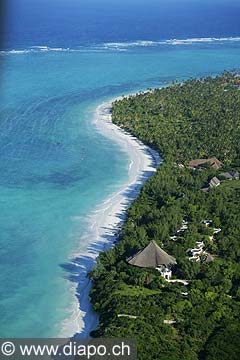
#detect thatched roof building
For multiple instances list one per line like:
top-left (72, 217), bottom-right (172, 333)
top-left (189, 157), bottom-right (222, 170)
top-left (127, 240), bottom-right (177, 268)
top-left (220, 171), bottom-right (239, 180)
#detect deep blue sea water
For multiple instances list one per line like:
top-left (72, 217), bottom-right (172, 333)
top-left (0, 0), bottom-right (240, 337)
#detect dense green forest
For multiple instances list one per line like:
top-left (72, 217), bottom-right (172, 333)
top-left (89, 72), bottom-right (240, 360)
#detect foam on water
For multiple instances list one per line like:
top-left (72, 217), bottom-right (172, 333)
top-left (1, 37), bottom-right (240, 338)
top-left (1, 36), bottom-right (240, 56)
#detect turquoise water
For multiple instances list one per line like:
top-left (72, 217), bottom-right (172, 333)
top-left (0, 43), bottom-right (240, 337)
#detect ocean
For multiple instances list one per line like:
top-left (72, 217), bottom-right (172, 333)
top-left (0, 0), bottom-right (240, 337)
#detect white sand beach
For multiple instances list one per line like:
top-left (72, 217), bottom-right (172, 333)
top-left (60, 98), bottom-right (161, 338)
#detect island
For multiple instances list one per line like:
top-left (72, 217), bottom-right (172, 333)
top-left (89, 71), bottom-right (240, 360)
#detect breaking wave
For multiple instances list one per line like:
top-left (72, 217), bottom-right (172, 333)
top-left (102, 37), bottom-right (240, 49)
top-left (1, 36), bottom-right (240, 55)
top-left (0, 46), bottom-right (74, 55)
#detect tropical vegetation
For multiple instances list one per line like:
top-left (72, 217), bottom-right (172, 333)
top-left (89, 72), bottom-right (240, 360)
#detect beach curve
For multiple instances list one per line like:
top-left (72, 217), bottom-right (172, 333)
top-left (60, 97), bottom-right (162, 338)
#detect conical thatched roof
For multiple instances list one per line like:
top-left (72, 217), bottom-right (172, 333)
top-left (127, 240), bottom-right (177, 268)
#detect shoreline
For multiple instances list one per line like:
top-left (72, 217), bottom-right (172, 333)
top-left (61, 97), bottom-right (161, 338)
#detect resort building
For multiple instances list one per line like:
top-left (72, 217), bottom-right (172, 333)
top-left (188, 157), bottom-right (223, 170)
top-left (127, 240), bottom-right (177, 280)
top-left (201, 176), bottom-right (221, 192)
top-left (209, 176), bottom-right (221, 188)
top-left (220, 171), bottom-right (239, 180)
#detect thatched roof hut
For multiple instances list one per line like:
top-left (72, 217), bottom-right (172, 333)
top-left (127, 240), bottom-right (177, 268)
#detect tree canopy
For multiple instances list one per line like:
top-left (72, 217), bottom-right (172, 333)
top-left (89, 72), bottom-right (240, 360)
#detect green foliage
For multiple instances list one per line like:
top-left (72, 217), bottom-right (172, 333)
top-left (90, 73), bottom-right (240, 359)
top-left (112, 73), bottom-right (240, 164)
top-left (203, 323), bottom-right (240, 360)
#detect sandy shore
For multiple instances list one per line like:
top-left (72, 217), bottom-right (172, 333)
top-left (61, 98), bottom-right (161, 338)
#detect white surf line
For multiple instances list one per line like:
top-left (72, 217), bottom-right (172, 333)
top-left (60, 95), bottom-right (162, 338)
